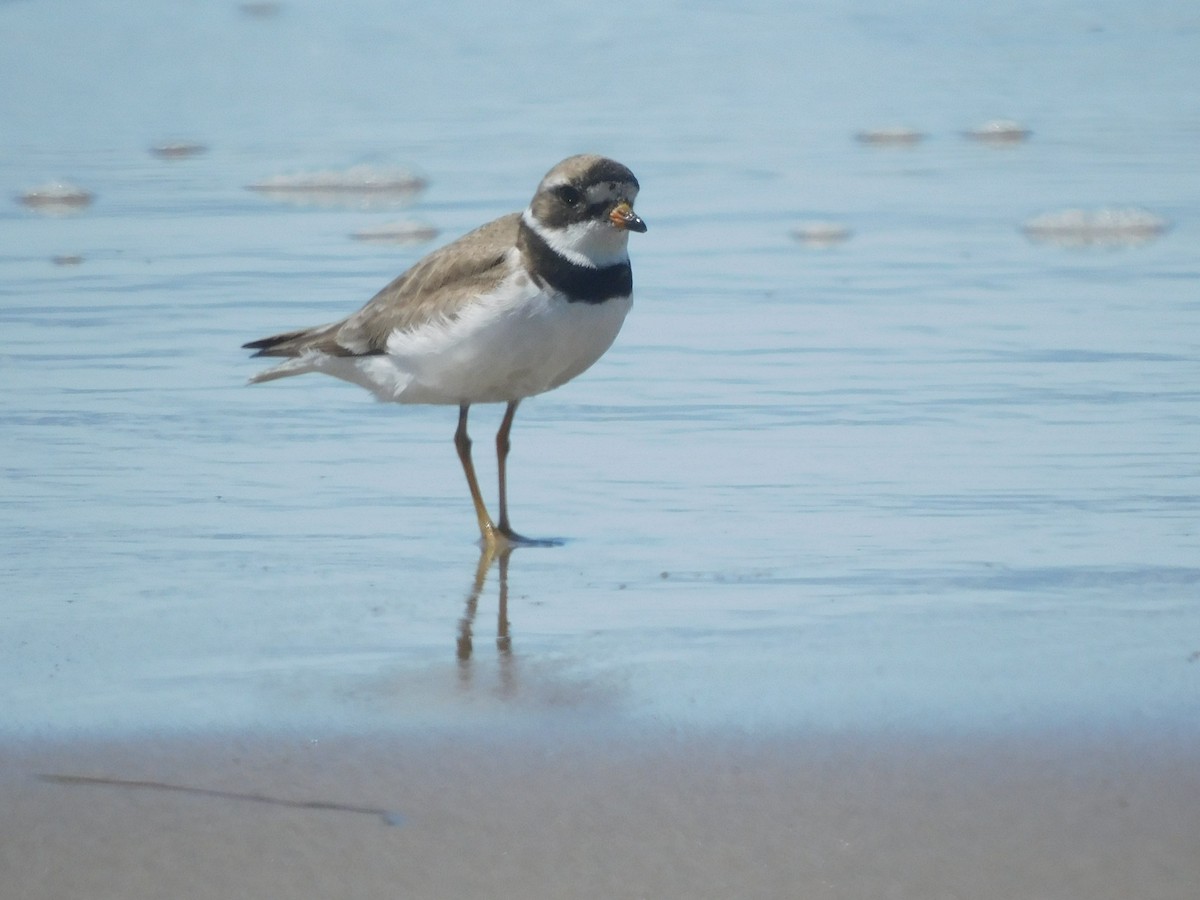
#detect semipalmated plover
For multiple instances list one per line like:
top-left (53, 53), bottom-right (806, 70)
top-left (244, 154), bottom-right (646, 548)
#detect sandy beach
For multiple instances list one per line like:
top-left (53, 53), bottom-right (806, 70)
top-left (3, 725), bottom-right (1197, 899)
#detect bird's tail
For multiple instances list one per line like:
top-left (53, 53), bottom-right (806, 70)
top-left (242, 323), bottom-right (340, 357)
top-left (248, 356), bottom-right (330, 384)
top-left (243, 323), bottom-right (345, 384)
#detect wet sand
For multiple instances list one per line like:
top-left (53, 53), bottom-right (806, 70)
top-left (3, 726), bottom-right (1197, 899)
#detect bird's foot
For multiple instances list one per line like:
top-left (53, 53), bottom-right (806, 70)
top-left (480, 523), bottom-right (563, 550)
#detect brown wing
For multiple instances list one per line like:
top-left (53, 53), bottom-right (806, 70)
top-left (243, 212), bottom-right (521, 358)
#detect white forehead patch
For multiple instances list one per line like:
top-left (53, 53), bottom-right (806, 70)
top-left (585, 180), bottom-right (638, 204)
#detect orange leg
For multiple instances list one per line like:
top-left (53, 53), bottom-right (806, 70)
top-left (495, 400), bottom-right (521, 539)
top-left (454, 405), bottom-right (498, 545)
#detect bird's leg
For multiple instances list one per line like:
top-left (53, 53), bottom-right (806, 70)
top-left (455, 405), bottom-right (499, 545)
top-left (495, 399), bottom-right (521, 539)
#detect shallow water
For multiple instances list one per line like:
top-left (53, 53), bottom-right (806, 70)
top-left (2, 0), bottom-right (1198, 739)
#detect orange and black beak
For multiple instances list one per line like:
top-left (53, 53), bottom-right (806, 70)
top-left (609, 200), bottom-right (647, 233)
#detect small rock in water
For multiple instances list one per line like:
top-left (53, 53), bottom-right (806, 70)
top-left (52, 255), bottom-right (85, 267)
top-left (791, 221), bottom-right (852, 247)
top-left (151, 141), bottom-right (208, 160)
top-left (351, 220), bottom-right (439, 245)
top-left (964, 119), bottom-right (1031, 144)
top-left (855, 126), bottom-right (925, 146)
top-left (239, 2), bottom-right (282, 17)
top-left (1021, 207), bottom-right (1168, 248)
top-left (18, 181), bottom-right (94, 215)
top-left (247, 165), bottom-right (427, 209)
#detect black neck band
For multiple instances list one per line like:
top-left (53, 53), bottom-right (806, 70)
top-left (518, 219), bottom-right (632, 304)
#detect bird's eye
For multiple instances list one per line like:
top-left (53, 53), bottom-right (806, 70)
top-left (555, 185), bottom-right (583, 207)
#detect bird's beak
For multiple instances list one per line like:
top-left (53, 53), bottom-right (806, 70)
top-left (610, 200), bottom-right (647, 233)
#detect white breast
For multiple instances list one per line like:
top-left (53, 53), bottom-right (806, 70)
top-left (327, 262), bottom-right (632, 405)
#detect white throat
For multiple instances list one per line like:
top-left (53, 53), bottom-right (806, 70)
top-left (522, 208), bottom-right (631, 269)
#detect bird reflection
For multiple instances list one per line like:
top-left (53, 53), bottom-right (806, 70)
top-left (456, 543), bottom-right (516, 695)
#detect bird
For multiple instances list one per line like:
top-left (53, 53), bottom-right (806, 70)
top-left (243, 154), bottom-right (646, 549)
